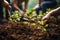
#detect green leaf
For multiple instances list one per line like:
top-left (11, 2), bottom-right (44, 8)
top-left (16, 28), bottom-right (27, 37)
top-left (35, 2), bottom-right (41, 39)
top-left (45, 24), bottom-right (48, 27)
top-left (30, 23), bottom-right (36, 26)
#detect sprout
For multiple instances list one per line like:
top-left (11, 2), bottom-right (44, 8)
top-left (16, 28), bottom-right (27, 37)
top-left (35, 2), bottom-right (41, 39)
top-left (30, 23), bottom-right (36, 26)
top-left (41, 27), bottom-right (46, 32)
top-left (23, 21), bottom-right (29, 24)
top-left (45, 24), bottom-right (48, 27)
top-left (38, 21), bottom-right (45, 25)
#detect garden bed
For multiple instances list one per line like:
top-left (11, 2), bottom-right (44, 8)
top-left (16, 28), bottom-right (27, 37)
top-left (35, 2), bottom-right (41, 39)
top-left (0, 16), bottom-right (60, 40)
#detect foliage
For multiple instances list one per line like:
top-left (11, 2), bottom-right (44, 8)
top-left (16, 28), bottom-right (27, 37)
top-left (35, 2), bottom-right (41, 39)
top-left (8, 8), bottom-right (52, 32)
top-left (9, 11), bottom-right (21, 22)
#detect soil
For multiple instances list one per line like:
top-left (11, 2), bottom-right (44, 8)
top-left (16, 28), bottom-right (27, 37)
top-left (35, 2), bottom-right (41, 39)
top-left (0, 16), bottom-right (60, 40)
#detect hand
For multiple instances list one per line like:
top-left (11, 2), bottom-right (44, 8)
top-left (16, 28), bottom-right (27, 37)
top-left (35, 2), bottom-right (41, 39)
top-left (42, 15), bottom-right (50, 22)
top-left (20, 11), bottom-right (25, 17)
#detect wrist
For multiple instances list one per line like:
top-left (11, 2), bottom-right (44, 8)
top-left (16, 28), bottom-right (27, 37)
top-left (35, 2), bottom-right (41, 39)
top-left (24, 9), bottom-right (27, 12)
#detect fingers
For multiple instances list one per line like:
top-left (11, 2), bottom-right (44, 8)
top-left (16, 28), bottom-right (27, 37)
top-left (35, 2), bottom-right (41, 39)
top-left (42, 15), bottom-right (50, 23)
top-left (20, 11), bottom-right (25, 17)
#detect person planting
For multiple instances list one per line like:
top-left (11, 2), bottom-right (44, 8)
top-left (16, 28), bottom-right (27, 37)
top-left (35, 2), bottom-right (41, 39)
top-left (11, 0), bottom-right (29, 17)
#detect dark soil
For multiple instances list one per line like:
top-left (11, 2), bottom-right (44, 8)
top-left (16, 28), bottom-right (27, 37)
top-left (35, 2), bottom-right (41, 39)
top-left (0, 16), bottom-right (60, 40)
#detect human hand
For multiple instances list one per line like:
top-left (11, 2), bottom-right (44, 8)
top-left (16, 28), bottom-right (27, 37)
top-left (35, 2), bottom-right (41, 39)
top-left (42, 14), bottom-right (51, 22)
top-left (20, 11), bottom-right (25, 17)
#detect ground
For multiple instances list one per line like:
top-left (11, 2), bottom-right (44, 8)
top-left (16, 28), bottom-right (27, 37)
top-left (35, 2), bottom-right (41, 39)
top-left (0, 15), bottom-right (60, 40)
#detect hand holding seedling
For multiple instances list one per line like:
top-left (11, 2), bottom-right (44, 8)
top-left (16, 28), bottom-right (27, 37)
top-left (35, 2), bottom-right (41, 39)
top-left (42, 14), bottom-right (51, 22)
top-left (42, 7), bottom-right (60, 22)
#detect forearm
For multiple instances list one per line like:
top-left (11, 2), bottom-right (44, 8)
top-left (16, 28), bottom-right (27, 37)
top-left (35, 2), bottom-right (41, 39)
top-left (48, 7), bottom-right (60, 16)
top-left (24, 0), bottom-right (29, 12)
top-left (3, 0), bottom-right (11, 16)
top-left (3, 0), bottom-right (10, 10)
top-left (12, 2), bottom-right (23, 12)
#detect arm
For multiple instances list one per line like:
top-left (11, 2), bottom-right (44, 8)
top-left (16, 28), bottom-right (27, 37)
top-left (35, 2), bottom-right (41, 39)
top-left (3, 0), bottom-right (11, 17)
top-left (24, 0), bottom-right (29, 12)
top-left (48, 7), bottom-right (60, 16)
top-left (12, 0), bottom-right (25, 16)
top-left (42, 7), bottom-right (60, 22)
top-left (3, 0), bottom-right (10, 10)
top-left (12, 0), bottom-right (22, 12)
